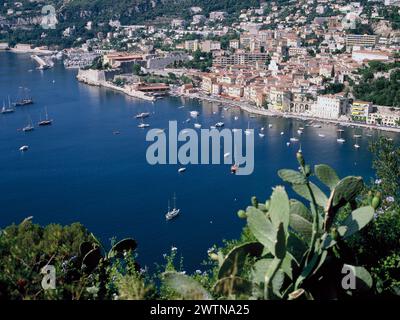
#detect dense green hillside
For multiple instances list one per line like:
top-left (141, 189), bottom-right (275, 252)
top-left (2, 0), bottom-right (261, 25)
top-left (60, 0), bottom-right (260, 24)
top-left (1, 0), bottom-right (261, 47)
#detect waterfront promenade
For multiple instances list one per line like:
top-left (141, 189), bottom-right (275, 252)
top-left (173, 91), bottom-right (400, 134)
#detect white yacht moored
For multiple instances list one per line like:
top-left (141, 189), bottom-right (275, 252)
top-left (354, 134), bottom-right (361, 148)
top-left (337, 129), bottom-right (345, 143)
top-left (165, 194), bottom-right (180, 221)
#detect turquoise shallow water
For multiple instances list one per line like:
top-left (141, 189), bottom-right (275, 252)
top-left (0, 52), bottom-right (397, 270)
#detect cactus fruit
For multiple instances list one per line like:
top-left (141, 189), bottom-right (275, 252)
top-left (371, 192), bottom-right (382, 209)
top-left (251, 196), bottom-right (258, 208)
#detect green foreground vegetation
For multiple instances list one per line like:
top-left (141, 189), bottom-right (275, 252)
top-left (1, 137), bottom-right (399, 300)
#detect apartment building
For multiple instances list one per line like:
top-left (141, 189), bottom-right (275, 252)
top-left (214, 52), bottom-right (270, 67)
top-left (367, 112), bottom-right (400, 126)
top-left (268, 87), bottom-right (292, 111)
top-left (351, 101), bottom-right (373, 119)
top-left (184, 40), bottom-right (200, 51)
top-left (200, 40), bottom-right (221, 53)
top-left (311, 95), bottom-right (349, 119)
top-left (345, 34), bottom-right (378, 48)
top-left (229, 40), bottom-right (240, 49)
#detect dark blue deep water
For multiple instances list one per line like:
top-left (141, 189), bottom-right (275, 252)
top-left (0, 52), bottom-right (398, 271)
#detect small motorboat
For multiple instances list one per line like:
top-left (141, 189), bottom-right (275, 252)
top-left (190, 111), bottom-right (199, 118)
top-left (215, 122), bottom-right (224, 127)
top-left (280, 131), bottom-right (284, 135)
top-left (268, 124), bottom-right (273, 128)
top-left (138, 123), bottom-right (150, 128)
top-left (224, 152), bottom-right (231, 158)
top-left (290, 137), bottom-right (299, 142)
top-left (286, 142), bottom-right (291, 146)
top-left (194, 123), bottom-right (202, 129)
top-left (318, 133), bottom-right (325, 138)
top-left (178, 167), bottom-right (186, 173)
top-left (19, 145), bottom-right (29, 152)
top-left (259, 133), bottom-right (265, 138)
top-left (135, 112), bottom-right (150, 119)
top-left (234, 116), bottom-right (239, 120)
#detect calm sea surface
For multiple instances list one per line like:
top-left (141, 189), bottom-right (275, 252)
top-left (0, 52), bottom-right (397, 270)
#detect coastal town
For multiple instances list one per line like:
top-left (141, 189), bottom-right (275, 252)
top-left (2, 1), bottom-right (400, 305)
top-left (1, 0), bottom-right (400, 130)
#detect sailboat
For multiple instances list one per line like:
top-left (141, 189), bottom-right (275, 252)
top-left (138, 117), bottom-right (150, 128)
top-left (1, 97), bottom-right (15, 114)
top-left (337, 129), bottom-right (345, 143)
top-left (165, 193), bottom-right (180, 221)
top-left (23, 116), bottom-right (34, 132)
top-left (245, 121), bottom-right (252, 135)
top-left (13, 87), bottom-right (33, 106)
top-left (354, 134), bottom-right (361, 149)
top-left (289, 123), bottom-right (299, 142)
top-left (38, 107), bottom-right (53, 126)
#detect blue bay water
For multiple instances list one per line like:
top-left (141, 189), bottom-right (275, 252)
top-left (0, 52), bottom-right (397, 271)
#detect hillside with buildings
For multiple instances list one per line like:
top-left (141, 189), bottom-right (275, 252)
top-left (1, 0), bottom-right (400, 128)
